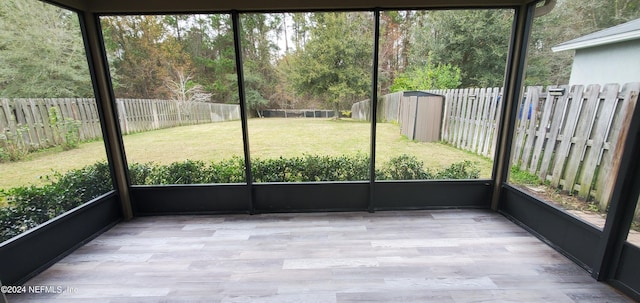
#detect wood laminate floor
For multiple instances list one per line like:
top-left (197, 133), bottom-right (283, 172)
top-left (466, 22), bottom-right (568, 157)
top-left (6, 210), bottom-right (634, 302)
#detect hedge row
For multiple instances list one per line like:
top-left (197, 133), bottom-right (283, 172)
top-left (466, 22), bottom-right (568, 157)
top-left (129, 154), bottom-right (480, 184)
top-left (0, 162), bottom-right (113, 242)
top-left (0, 155), bottom-right (479, 242)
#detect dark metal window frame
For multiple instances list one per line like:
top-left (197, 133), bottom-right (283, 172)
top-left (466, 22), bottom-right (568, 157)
top-left (1, 2), bottom-right (639, 301)
top-left (83, 8), bottom-right (504, 215)
top-left (493, 3), bottom-right (640, 301)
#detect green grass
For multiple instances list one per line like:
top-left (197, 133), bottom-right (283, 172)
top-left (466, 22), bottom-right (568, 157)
top-left (509, 166), bottom-right (544, 185)
top-left (0, 118), bottom-right (493, 190)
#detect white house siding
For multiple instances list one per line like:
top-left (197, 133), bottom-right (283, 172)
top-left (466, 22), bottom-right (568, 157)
top-left (568, 39), bottom-right (640, 86)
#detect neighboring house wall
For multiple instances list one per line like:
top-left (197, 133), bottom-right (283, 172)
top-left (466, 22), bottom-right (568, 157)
top-left (568, 39), bottom-right (640, 86)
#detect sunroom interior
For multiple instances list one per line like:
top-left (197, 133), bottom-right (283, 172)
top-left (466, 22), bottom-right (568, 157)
top-left (1, 0), bottom-right (640, 301)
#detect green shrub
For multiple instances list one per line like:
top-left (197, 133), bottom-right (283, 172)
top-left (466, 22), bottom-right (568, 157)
top-left (127, 155), bottom-right (478, 184)
top-left (0, 206), bottom-right (25, 241)
top-left (434, 160), bottom-right (480, 179)
top-left (376, 156), bottom-right (479, 180)
top-left (0, 129), bottom-right (29, 162)
top-left (50, 162), bottom-right (113, 206)
top-left (208, 157), bottom-right (246, 183)
top-left (0, 146), bottom-right (8, 163)
top-left (0, 155), bottom-right (480, 243)
top-left (509, 166), bottom-right (542, 185)
top-left (1, 185), bottom-right (58, 237)
top-left (390, 63), bottom-right (462, 92)
top-left (251, 154), bottom-right (370, 182)
top-left (148, 160), bottom-right (212, 184)
top-left (251, 157), bottom-right (291, 182)
top-left (377, 154), bottom-right (433, 180)
top-left (128, 162), bottom-right (155, 185)
top-left (330, 154), bottom-right (369, 181)
top-left (0, 162), bottom-right (112, 243)
top-left (49, 107), bottom-right (81, 151)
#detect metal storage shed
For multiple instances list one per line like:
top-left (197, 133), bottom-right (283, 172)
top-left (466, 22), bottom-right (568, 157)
top-left (399, 91), bottom-right (445, 142)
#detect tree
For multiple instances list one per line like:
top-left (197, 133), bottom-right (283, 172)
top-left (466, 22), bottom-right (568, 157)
top-left (0, 0), bottom-right (93, 98)
top-left (390, 63), bottom-right (461, 92)
top-left (290, 13), bottom-right (312, 50)
top-left (165, 68), bottom-right (212, 102)
top-left (178, 14), bottom-right (238, 103)
top-left (420, 10), bottom-right (513, 88)
top-left (102, 15), bottom-right (192, 99)
top-left (286, 12), bottom-right (373, 115)
top-left (378, 12), bottom-right (401, 94)
top-left (240, 14), bottom-right (282, 114)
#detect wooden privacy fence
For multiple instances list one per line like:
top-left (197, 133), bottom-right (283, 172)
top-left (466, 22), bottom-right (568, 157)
top-left (442, 83), bottom-right (640, 207)
top-left (351, 91), bottom-right (404, 123)
top-left (0, 98), bottom-right (240, 150)
top-left (510, 83), bottom-right (639, 208)
top-left (353, 90), bottom-right (496, 146)
top-left (0, 98), bottom-right (102, 150)
top-left (353, 83), bottom-right (640, 207)
top-left (432, 87), bottom-right (503, 158)
top-left (439, 83), bottom-right (640, 208)
top-left (116, 99), bottom-right (239, 134)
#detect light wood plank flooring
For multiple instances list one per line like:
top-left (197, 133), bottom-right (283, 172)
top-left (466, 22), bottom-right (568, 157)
top-left (7, 210), bottom-right (633, 302)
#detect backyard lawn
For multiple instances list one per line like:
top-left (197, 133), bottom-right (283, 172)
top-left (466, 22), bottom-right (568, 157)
top-left (0, 118), bottom-right (493, 189)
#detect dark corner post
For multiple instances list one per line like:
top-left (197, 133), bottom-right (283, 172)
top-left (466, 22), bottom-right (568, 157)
top-left (368, 9), bottom-right (381, 212)
top-left (231, 11), bottom-right (255, 215)
top-left (0, 280), bottom-right (6, 303)
top-left (79, 11), bottom-right (133, 220)
top-left (490, 3), bottom-right (535, 210)
top-left (592, 94), bottom-right (640, 280)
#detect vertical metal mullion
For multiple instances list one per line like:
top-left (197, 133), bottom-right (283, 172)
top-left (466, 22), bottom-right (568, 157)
top-left (368, 9), bottom-right (381, 212)
top-left (79, 12), bottom-right (133, 220)
top-left (231, 11), bottom-right (255, 215)
top-left (491, 4), bottom-right (535, 210)
top-left (592, 98), bottom-right (640, 280)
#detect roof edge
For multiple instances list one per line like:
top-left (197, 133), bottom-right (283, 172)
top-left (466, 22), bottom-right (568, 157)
top-left (552, 30), bottom-right (640, 52)
top-left (43, 0), bottom-right (538, 14)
